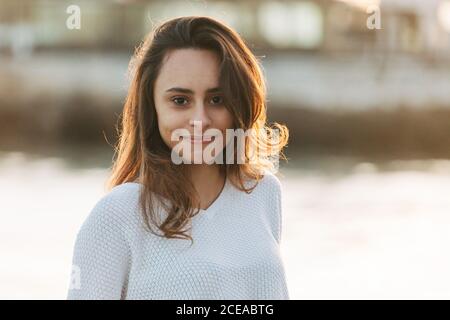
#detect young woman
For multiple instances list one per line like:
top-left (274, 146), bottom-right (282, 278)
top-left (67, 15), bottom-right (290, 300)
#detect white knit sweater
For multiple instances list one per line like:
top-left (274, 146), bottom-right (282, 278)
top-left (66, 171), bottom-right (289, 300)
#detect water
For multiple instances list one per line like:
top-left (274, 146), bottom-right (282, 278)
top-left (1, 150), bottom-right (449, 299)
top-left (281, 157), bottom-right (450, 299)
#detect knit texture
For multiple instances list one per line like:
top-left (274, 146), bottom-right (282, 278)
top-left (67, 171), bottom-right (289, 300)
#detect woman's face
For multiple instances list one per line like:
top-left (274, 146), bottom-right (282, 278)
top-left (153, 48), bottom-right (234, 164)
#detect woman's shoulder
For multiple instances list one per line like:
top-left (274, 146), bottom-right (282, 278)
top-left (81, 182), bottom-right (143, 232)
top-left (97, 182), bottom-right (142, 212)
top-left (262, 169), bottom-right (282, 186)
top-left (234, 169), bottom-right (282, 204)
top-left (256, 169), bottom-right (282, 195)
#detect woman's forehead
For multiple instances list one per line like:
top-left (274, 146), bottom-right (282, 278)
top-left (156, 49), bottom-right (221, 93)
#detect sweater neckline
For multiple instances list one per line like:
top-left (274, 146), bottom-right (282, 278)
top-left (194, 175), bottom-right (230, 215)
top-left (127, 175), bottom-right (231, 215)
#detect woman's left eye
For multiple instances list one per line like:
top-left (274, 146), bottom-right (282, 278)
top-left (210, 96), bottom-right (224, 105)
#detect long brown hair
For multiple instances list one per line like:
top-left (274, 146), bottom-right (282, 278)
top-left (106, 16), bottom-right (289, 245)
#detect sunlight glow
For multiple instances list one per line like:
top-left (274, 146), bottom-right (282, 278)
top-left (438, 0), bottom-right (450, 33)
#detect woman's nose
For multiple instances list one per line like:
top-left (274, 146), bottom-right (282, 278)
top-left (190, 103), bottom-right (212, 129)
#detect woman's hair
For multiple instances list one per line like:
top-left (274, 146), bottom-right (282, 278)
top-left (106, 15), bottom-right (289, 244)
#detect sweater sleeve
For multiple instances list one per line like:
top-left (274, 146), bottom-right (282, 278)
top-left (263, 172), bottom-right (283, 245)
top-left (274, 179), bottom-right (283, 245)
top-left (67, 196), bottom-right (131, 300)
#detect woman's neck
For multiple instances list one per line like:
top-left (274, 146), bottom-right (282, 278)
top-left (188, 164), bottom-right (225, 210)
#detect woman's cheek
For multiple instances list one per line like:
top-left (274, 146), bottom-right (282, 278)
top-left (158, 126), bottom-right (173, 149)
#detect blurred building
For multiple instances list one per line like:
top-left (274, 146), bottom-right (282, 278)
top-left (0, 0), bottom-right (449, 54)
top-left (1, 0), bottom-right (450, 110)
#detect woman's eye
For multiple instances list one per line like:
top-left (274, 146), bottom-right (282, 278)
top-left (172, 97), bottom-right (188, 106)
top-left (210, 96), bottom-right (224, 105)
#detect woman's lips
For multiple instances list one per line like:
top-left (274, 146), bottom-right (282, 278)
top-left (184, 135), bottom-right (214, 144)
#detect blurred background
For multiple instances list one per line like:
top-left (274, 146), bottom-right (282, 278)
top-left (1, 0), bottom-right (450, 299)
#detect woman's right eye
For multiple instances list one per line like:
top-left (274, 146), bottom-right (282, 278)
top-left (172, 97), bottom-right (188, 106)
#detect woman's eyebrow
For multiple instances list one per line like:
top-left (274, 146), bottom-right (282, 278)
top-left (165, 87), bottom-right (222, 94)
